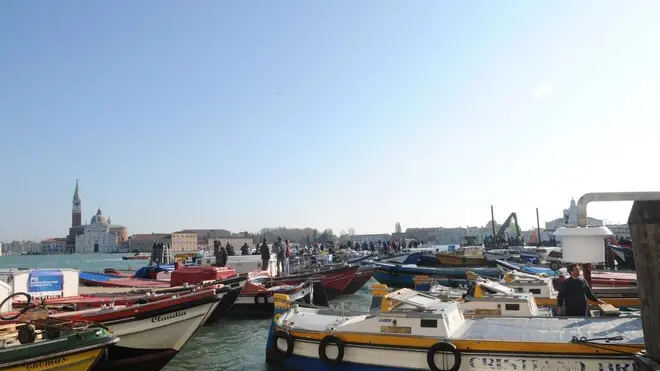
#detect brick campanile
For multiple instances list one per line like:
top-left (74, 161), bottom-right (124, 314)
top-left (72, 179), bottom-right (82, 227)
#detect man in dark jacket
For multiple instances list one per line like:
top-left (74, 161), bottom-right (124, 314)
top-left (240, 242), bottom-right (250, 256)
top-left (273, 237), bottom-right (285, 276)
top-left (260, 238), bottom-right (270, 271)
top-left (557, 263), bottom-right (606, 316)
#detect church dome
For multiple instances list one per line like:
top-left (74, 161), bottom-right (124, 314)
top-left (90, 208), bottom-right (109, 226)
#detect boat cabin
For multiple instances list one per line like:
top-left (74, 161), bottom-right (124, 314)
top-left (457, 278), bottom-right (548, 317)
top-left (500, 270), bottom-right (557, 298)
top-left (279, 289), bottom-right (468, 339)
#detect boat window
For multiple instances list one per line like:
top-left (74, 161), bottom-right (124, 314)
top-left (529, 289), bottom-right (541, 294)
top-left (420, 319), bottom-right (437, 328)
top-left (505, 304), bottom-right (520, 311)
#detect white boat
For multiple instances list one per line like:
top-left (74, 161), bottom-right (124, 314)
top-left (266, 289), bottom-right (643, 370)
top-left (50, 287), bottom-right (225, 370)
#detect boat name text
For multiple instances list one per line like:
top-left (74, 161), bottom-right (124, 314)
top-left (469, 357), bottom-right (633, 371)
top-left (26, 357), bottom-right (67, 370)
top-left (151, 311), bottom-right (187, 323)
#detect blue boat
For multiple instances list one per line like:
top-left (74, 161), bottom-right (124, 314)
top-left (495, 259), bottom-right (562, 276)
top-left (370, 261), bottom-right (501, 288)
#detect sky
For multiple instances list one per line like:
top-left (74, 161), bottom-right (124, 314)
top-left (2, 1), bottom-right (660, 241)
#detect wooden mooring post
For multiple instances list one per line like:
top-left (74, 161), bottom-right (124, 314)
top-left (628, 201), bottom-right (660, 371)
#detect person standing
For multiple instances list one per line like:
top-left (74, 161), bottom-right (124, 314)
top-left (260, 238), bottom-right (270, 272)
top-left (283, 239), bottom-right (291, 275)
top-left (273, 237), bottom-right (285, 276)
top-left (557, 263), bottom-right (606, 316)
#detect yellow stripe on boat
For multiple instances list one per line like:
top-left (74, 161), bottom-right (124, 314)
top-left (534, 297), bottom-right (641, 307)
top-left (279, 328), bottom-right (643, 355)
top-left (1, 348), bottom-right (104, 371)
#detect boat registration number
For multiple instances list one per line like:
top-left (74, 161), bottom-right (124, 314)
top-left (380, 326), bottom-right (411, 334)
top-left (468, 357), bottom-right (634, 371)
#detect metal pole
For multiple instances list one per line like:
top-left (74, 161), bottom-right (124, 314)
top-left (490, 205), bottom-right (496, 240)
top-left (577, 192), bottom-right (660, 228)
top-left (536, 208), bottom-right (542, 247)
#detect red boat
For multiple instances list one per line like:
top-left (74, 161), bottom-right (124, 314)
top-left (3, 287), bottom-right (230, 371)
top-left (231, 278), bottom-right (314, 316)
top-left (586, 271), bottom-right (637, 287)
top-left (273, 264), bottom-right (359, 299)
top-left (13, 275), bottom-right (248, 323)
top-left (341, 265), bottom-right (376, 295)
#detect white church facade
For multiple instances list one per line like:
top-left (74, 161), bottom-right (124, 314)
top-left (75, 208), bottom-right (119, 253)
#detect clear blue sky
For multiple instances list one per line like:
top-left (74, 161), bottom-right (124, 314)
top-left (2, 1), bottom-right (659, 241)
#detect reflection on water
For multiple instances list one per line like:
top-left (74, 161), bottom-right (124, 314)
top-left (0, 253), bottom-right (374, 371)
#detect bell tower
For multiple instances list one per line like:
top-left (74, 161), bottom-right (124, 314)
top-left (72, 180), bottom-right (82, 227)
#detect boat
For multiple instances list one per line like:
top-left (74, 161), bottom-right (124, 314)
top-left (122, 253), bottom-right (150, 260)
top-left (499, 270), bottom-right (641, 308)
top-left (0, 318), bottom-right (118, 371)
top-left (436, 246), bottom-right (489, 266)
top-left (371, 260), bottom-right (501, 288)
top-left (340, 265), bottom-right (375, 295)
top-left (369, 282), bottom-right (552, 317)
top-left (44, 286), bottom-right (226, 371)
top-left (495, 260), bottom-right (638, 287)
top-left (273, 264), bottom-right (359, 299)
top-left (13, 275), bottom-right (247, 324)
top-left (266, 288), bottom-right (644, 370)
top-left (231, 278), bottom-right (316, 317)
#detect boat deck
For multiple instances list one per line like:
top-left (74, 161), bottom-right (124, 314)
top-left (455, 316), bottom-right (643, 344)
top-left (283, 308), bottom-right (643, 345)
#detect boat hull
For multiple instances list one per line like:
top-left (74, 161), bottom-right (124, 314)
top-left (2, 348), bottom-right (106, 371)
top-left (277, 343), bottom-right (636, 371)
top-left (276, 265), bottom-right (359, 299)
top-left (437, 254), bottom-right (489, 266)
top-left (231, 283), bottom-right (312, 317)
top-left (340, 266), bottom-right (375, 295)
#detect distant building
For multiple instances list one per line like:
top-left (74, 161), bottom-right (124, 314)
top-left (606, 224), bottom-right (630, 239)
top-left (128, 233), bottom-right (170, 253)
top-left (207, 237), bottom-right (252, 251)
top-left (66, 181), bottom-right (128, 253)
top-left (352, 234), bottom-right (391, 244)
top-left (545, 198), bottom-right (603, 230)
top-left (40, 238), bottom-right (66, 254)
top-left (171, 232), bottom-right (198, 252)
top-left (75, 208), bottom-right (125, 253)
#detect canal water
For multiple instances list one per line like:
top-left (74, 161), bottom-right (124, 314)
top-left (0, 253), bottom-right (373, 371)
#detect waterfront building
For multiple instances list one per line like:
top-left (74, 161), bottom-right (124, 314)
top-left (128, 233), bottom-right (170, 253)
top-left (65, 181), bottom-right (129, 253)
top-left (40, 238), bottom-right (66, 254)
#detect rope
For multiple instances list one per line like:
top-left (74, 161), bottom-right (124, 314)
top-left (569, 335), bottom-right (642, 355)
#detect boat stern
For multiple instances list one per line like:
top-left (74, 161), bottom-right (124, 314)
top-left (265, 293), bottom-right (292, 364)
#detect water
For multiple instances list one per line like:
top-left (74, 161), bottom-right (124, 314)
top-left (0, 253), bottom-right (372, 371)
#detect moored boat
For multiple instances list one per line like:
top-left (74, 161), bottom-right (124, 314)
top-left (339, 265), bottom-right (375, 295)
top-left (436, 246), bottom-right (489, 266)
top-left (495, 260), bottom-right (638, 287)
top-left (57, 287), bottom-right (225, 371)
top-left (231, 278), bottom-right (315, 317)
top-left (273, 264), bottom-right (359, 299)
top-left (266, 289), bottom-right (644, 370)
top-left (371, 261), bottom-right (500, 288)
top-left (0, 316), bottom-right (118, 371)
top-left (499, 270), bottom-right (641, 308)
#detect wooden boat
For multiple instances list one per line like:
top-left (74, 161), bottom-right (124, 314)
top-left (436, 246), bottom-right (489, 266)
top-left (498, 270), bottom-right (641, 308)
top-left (0, 319), bottom-right (118, 371)
top-left (58, 287), bottom-right (224, 371)
top-left (495, 260), bottom-right (638, 287)
top-left (273, 264), bottom-right (359, 299)
top-left (231, 279), bottom-right (315, 317)
top-left (340, 265), bottom-right (375, 295)
top-left (13, 275), bottom-right (248, 324)
top-left (266, 289), bottom-right (644, 371)
top-left (121, 253), bottom-right (150, 260)
top-left (371, 261), bottom-right (500, 289)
